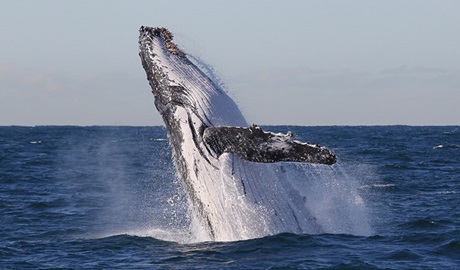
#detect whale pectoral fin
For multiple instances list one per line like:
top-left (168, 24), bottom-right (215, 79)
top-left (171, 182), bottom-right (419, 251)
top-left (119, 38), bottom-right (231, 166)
top-left (203, 125), bottom-right (336, 165)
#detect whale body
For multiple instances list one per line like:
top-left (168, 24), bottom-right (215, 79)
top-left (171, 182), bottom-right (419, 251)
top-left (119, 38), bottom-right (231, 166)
top-left (138, 26), bottom-right (336, 241)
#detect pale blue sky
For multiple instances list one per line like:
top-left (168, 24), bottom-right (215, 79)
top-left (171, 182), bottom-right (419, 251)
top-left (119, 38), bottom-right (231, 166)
top-left (1, 0), bottom-right (459, 126)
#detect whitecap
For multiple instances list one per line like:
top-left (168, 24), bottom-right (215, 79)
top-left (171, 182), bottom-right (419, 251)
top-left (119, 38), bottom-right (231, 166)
top-left (372, 184), bottom-right (396, 188)
top-left (152, 138), bottom-right (167, 141)
top-left (433, 144), bottom-right (460, 149)
top-left (435, 190), bottom-right (457, 195)
top-left (361, 183), bottom-right (395, 188)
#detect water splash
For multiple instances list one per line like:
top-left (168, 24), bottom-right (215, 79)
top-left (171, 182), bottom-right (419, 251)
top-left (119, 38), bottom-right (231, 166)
top-left (291, 163), bottom-right (374, 236)
top-left (79, 130), bottom-right (375, 243)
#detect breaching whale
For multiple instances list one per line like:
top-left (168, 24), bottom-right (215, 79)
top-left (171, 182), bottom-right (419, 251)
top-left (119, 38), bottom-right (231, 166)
top-left (138, 26), bottom-right (336, 241)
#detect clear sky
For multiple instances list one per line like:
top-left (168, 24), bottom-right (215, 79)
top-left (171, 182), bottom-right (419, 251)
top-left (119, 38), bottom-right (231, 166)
top-left (1, 0), bottom-right (459, 126)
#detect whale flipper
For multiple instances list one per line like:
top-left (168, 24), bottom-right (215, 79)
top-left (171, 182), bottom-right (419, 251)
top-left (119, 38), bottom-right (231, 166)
top-left (203, 125), bottom-right (336, 165)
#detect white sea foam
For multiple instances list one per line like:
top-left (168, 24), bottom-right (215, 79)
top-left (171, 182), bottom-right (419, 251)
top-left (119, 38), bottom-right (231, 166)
top-left (361, 183), bottom-right (396, 188)
top-left (433, 144), bottom-right (460, 149)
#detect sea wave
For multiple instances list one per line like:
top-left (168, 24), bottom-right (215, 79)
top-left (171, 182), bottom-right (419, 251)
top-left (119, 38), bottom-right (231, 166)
top-left (433, 144), bottom-right (460, 149)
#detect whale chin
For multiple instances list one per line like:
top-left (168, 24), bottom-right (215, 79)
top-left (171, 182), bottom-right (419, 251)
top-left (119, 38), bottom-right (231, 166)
top-left (139, 26), bottom-right (337, 241)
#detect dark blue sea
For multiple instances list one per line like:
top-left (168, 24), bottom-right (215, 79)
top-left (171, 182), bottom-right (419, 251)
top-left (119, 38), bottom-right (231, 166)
top-left (1, 125), bottom-right (459, 269)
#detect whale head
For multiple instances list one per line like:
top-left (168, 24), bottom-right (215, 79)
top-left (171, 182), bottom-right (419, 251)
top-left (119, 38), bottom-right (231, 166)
top-left (138, 26), bottom-right (247, 127)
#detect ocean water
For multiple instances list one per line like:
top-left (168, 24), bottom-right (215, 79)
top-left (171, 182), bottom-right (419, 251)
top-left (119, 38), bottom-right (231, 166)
top-left (0, 125), bottom-right (458, 269)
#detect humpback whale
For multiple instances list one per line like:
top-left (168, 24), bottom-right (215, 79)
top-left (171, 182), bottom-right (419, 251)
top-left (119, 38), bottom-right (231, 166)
top-left (138, 26), bottom-right (336, 241)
